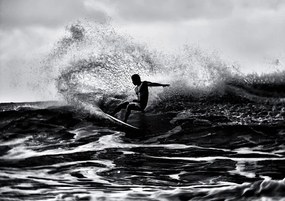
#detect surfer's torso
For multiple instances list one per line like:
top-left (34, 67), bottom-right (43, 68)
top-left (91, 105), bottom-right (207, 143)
top-left (135, 81), bottom-right (149, 109)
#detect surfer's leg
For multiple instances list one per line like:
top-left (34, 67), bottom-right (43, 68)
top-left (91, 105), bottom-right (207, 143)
top-left (124, 103), bottom-right (141, 122)
top-left (112, 102), bottom-right (129, 115)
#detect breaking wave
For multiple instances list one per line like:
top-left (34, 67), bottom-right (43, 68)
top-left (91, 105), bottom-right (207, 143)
top-left (43, 20), bottom-right (285, 115)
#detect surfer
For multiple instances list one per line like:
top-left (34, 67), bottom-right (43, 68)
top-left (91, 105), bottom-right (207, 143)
top-left (113, 74), bottom-right (170, 122)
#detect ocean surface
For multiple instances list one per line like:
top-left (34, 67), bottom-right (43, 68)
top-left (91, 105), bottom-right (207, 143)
top-left (1, 21), bottom-right (285, 201)
top-left (1, 92), bottom-right (285, 201)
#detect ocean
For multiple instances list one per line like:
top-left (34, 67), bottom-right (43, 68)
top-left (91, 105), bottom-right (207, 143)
top-left (1, 21), bottom-right (285, 201)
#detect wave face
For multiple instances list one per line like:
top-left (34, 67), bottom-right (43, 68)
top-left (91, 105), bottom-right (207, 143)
top-left (0, 102), bottom-right (284, 201)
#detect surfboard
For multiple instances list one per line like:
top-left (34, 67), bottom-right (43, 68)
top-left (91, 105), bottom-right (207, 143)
top-left (77, 100), bottom-right (139, 130)
top-left (104, 113), bottom-right (140, 130)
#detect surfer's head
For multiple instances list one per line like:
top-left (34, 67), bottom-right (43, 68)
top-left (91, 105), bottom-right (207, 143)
top-left (131, 74), bottom-right (141, 86)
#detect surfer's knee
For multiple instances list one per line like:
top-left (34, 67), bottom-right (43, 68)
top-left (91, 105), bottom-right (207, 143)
top-left (126, 103), bottom-right (135, 111)
top-left (126, 104), bottom-right (132, 111)
top-left (120, 101), bottom-right (129, 108)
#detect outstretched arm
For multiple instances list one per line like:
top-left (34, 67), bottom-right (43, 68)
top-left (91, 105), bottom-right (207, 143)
top-left (146, 81), bottom-right (170, 87)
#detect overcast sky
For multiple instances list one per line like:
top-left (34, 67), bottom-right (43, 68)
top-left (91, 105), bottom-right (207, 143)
top-left (1, 0), bottom-right (285, 102)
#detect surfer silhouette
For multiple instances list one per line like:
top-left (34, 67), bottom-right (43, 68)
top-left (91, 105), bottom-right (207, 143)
top-left (113, 74), bottom-right (170, 122)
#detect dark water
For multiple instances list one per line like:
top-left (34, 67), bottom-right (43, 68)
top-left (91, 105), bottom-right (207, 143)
top-left (0, 98), bottom-right (285, 201)
top-left (1, 21), bottom-right (285, 201)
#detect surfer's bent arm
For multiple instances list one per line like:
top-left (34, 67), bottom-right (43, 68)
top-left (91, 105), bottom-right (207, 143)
top-left (146, 81), bottom-right (170, 87)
